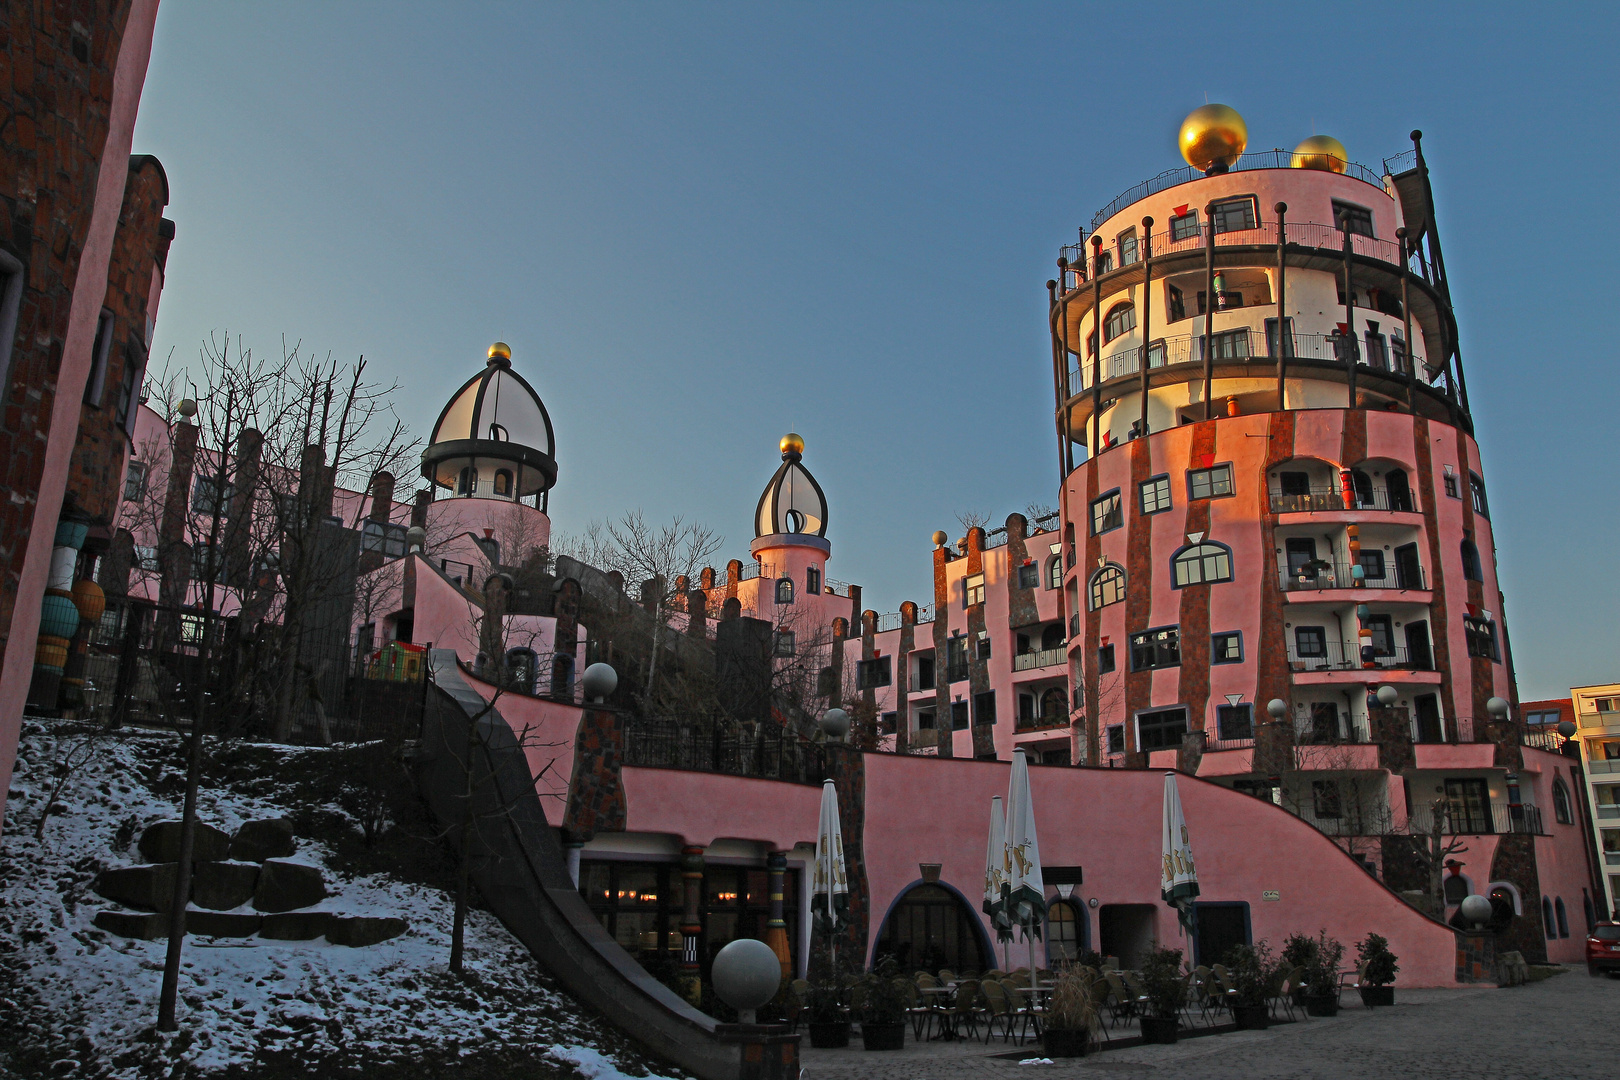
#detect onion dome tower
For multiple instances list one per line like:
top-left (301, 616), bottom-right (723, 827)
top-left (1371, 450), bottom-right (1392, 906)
top-left (751, 433), bottom-right (830, 601)
top-left (421, 342), bottom-right (558, 510)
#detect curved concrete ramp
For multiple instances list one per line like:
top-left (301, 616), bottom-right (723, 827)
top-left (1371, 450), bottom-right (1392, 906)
top-left (416, 652), bottom-right (750, 1080)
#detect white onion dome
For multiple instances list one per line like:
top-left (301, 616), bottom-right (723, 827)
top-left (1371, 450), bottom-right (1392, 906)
top-left (421, 342), bottom-right (557, 503)
top-left (754, 433), bottom-right (827, 538)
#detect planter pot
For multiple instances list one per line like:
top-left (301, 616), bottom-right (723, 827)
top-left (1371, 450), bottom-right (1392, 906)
top-left (1139, 1016), bottom-right (1179, 1044)
top-left (1232, 1003), bottom-right (1270, 1030)
top-left (808, 1021), bottom-right (850, 1048)
top-left (1042, 1029), bottom-right (1089, 1058)
top-left (1304, 994), bottom-right (1339, 1017)
top-left (860, 1021), bottom-right (905, 1051)
top-left (1360, 986), bottom-right (1394, 1008)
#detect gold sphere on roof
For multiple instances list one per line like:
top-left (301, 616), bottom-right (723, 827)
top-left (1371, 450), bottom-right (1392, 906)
top-left (1292, 135), bottom-right (1348, 173)
top-left (488, 341), bottom-right (512, 361)
top-left (931, 530), bottom-right (948, 547)
top-left (1179, 104), bottom-right (1248, 174)
top-left (780, 432), bottom-right (805, 456)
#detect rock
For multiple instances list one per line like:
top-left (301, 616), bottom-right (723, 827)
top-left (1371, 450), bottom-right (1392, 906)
top-left (258, 911), bottom-right (334, 940)
top-left (191, 861), bottom-right (260, 910)
top-left (229, 818), bottom-right (296, 862)
top-left (93, 863), bottom-right (179, 912)
top-left (94, 910), bottom-right (170, 940)
top-left (139, 820), bottom-right (231, 864)
top-left (252, 860), bottom-right (327, 913)
top-left (187, 910), bottom-right (262, 937)
top-left (325, 916), bottom-right (407, 947)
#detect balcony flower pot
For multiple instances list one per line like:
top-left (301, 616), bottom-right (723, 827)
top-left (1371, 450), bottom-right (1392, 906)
top-left (1304, 993), bottom-right (1339, 1017)
top-left (1359, 985), bottom-right (1394, 1007)
top-left (859, 1021), bottom-right (904, 1050)
top-left (1139, 1016), bottom-right (1179, 1044)
top-left (1232, 1003), bottom-right (1270, 1029)
top-left (1042, 1028), bottom-right (1089, 1058)
top-left (808, 1021), bottom-right (850, 1048)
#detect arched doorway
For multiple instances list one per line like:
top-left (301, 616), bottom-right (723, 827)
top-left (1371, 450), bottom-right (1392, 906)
top-left (873, 883), bottom-right (994, 974)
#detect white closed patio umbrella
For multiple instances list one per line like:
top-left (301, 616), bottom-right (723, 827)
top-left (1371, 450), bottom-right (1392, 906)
top-left (811, 779), bottom-right (849, 976)
top-left (1161, 772), bottom-right (1201, 938)
top-left (983, 795), bottom-right (1012, 969)
top-left (1004, 749), bottom-right (1046, 991)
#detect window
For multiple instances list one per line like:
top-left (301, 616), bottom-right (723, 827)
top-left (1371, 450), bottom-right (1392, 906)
top-left (1265, 316), bottom-right (1295, 358)
top-left (1047, 557), bottom-right (1062, 590)
top-left (806, 566), bottom-right (821, 595)
top-left (1332, 200), bottom-right (1374, 238)
top-left (914, 654), bottom-right (935, 691)
top-left (1196, 289), bottom-right (1245, 315)
top-left (85, 309), bottom-right (114, 406)
top-left (1278, 471), bottom-right (1311, 497)
top-left (0, 249), bottom-right (23, 391)
top-left (1167, 283), bottom-right (1186, 322)
top-left (191, 542), bottom-right (220, 583)
top-left (1553, 780), bottom-right (1574, 826)
top-left (856, 656), bottom-right (892, 689)
top-left (1464, 616), bottom-right (1499, 661)
top-left (775, 577), bottom-right (795, 605)
top-left (1460, 539), bottom-right (1483, 582)
top-left (975, 631), bottom-right (991, 661)
top-left (1097, 643), bottom-right (1116, 674)
top-left (1366, 614), bottom-right (1395, 657)
top-left (1312, 780), bottom-right (1343, 819)
top-left (1089, 564), bottom-right (1125, 610)
top-left (1172, 541), bottom-right (1233, 587)
top-left (1525, 709), bottom-right (1561, 727)
top-left (457, 466), bottom-right (477, 495)
top-left (1103, 303), bottom-right (1136, 343)
top-left (880, 711), bottom-right (897, 735)
top-left (1048, 899), bottom-right (1081, 961)
top-left (1469, 472), bottom-right (1490, 518)
top-left (1364, 325), bottom-right (1389, 370)
top-left (123, 461), bottom-right (148, 502)
top-left (1358, 550), bottom-right (1386, 581)
top-left (1139, 475), bottom-right (1172, 515)
top-left (1169, 209), bottom-right (1200, 243)
top-left (1094, 250), bottom-right (1113, 275)
top-left (916, 708), bottom-right (936, 730)
top-left (1212, 631), bottom-right (1242, 664)
top-left (1106, 724), bottom-right (1125, 755)
top-left (361, 520), bottom-right (409, 558)
top-left (1187, 463), bottom-right (1234, 500)
top-left (1445, 778), bottom-right (1492, 834)
top-left (1294, 626), bottom-right (1327, 658)
top-left (1556, 897), bottom-right (1570, 938)
top-left (1137, 707), bottom-right (1188, 751)
top-left (1598, 698), bottom-right (1620, 714)
top-left (192, 475), bottom-right (233, 518)
top-left (492, 469), bottom-right (513, 497)
top-left (1443, 470), bottom-right (1460, 499)
top-left (1017, 563), bottom-right (1039, 589)
top-left (1211, 196), bottom-right (1257, 234)
top-left (973, 690), bottom-right (996, 727)
top-left (1117, 227), bottom-right (1138, 266)
top-left (1197, 328), bottom-right (1251, 360)
top-left (965, 573), bottom-right (985, 607)
top-left (1090, 490), bottom-right (1122, 534)
top-left (1216, 703), bottom-right (1253, 740)
top-left (951, 700), bottom-right (969, 730)
top-left (135, 545), bottom-right (159, 572)
top-left (1129, 626), bottom-right (1180, 671)
top-left (946, 636), bottom-right (968, 682)
top-left (774, 631), bottom-right (795, 657)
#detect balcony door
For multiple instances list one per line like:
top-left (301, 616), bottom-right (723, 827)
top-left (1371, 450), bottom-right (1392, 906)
top-left (1413, 692), bottom-right (1442, 742)
top-left (1285, 538), bottom-right (1318, 578)
top-left (1387, 469), bottom-right (1414, 512)
top-left (1444, 778), bottom-right (1493, 834)
top-left (1405, 621), bottom-right (1433, 671)
top-left (1394, 543), bottom-right (1423, 590)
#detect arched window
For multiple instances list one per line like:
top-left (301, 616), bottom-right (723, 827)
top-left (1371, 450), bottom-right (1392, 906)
top-left (1556, 897), bottom-right (1570, 938)
top-left (1553, 779), bottom-right (1574, 825)
top-left (1543, 896), bottom-right (1557, 939)
top-left (1460, 538), bottom-right (1482, 582)
top-left (1172, 541), bottom-right (1234, 588)
top-left (775, 577), bottom-right (795, 605)
top-left (505, 647), bottom-right (537, 695)
top-left (1047, 899), bottom-right (1083, 961)
top-left (1040, 687), bottom-right (1067, 720)
top-left (1442, 873), bottom-right (1471, 906)
top-left (457, 466), bottom-right (477, 495)
top-left (1103, 302), bottom-right (1136, 343)
top-left (1048, 556), bottom-right (1063, 590)
top-left (493, 469), bottom-right (513, 497)
top-left (1088, 563), bottom-right (1125, 610)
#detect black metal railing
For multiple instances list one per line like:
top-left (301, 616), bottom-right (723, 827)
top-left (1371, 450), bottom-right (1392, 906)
top-left (1014, 713), bottom-right (1069, 734)
top-left (1287, 640), bottom-right (1430, 672)
top-left (1406, 802), bottom-right (1547, 837)
top-left (1279, 562), bottom-right (1427, 592)
top-left (1270, 486), bottom-right (1419, 514)
top-left (1085, 153), bottom-right (1386, 233)
top-left (623, 720), bottom-right (827, 786)
top-left (1292, 718), bottom-right (1376, 745)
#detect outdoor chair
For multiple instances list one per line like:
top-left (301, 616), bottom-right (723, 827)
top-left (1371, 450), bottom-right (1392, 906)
top-left (937, 968), bottom-right (957, 984)
top-left (904, 978), bottom-right (933, 1040)
top-left (1121, 971), bottom-right (1153, 1022)
top-left (1179, 971), bottom-right (1202, 1029)
top-left (1211, 964), bottom-right (1240, 1011)
top-left (786, 979), bottom-right (809, 1032)
top-left (934, 979), bottom-right (981, 1041)
top-left (1270, 966), bottom-right (1303, 1021)
top-left (979, 978), bottom-right (1016, 1043)
top-left (915, 972), bottom-right (940, 990)
top-left (1338, 960), bottom-right (1370, 1004)
top-left (1102, 970), bottom-right (1134, 1026)
top-left (1000, 979), bottom-right (1041, 1043)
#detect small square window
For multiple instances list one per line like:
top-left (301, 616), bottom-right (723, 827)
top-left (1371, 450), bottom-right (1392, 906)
top-left (774, 631), bottom-right (795, 657)
top-left (1331, 200), bottom-right (1374, 238)
top-left (1170, 210), bottom-right (1200, 243)
top-left (1017, 564), bottom-right (1039, 589)
top-left (1211, 196), bottom-right (1257, 234)
top-left (1187, 464), bottom-right (1234, 500)
top-left (880, 711), bottom-right (897, 734)
top-left (1358, 550), bottom-right (1385, 580)
top-left (1464, 616), bottom-right (1499, 661)
top-left (1216, 703), bottom-right (1253, 741)
top-left (1097, 644), bottom-right (1116, 674)
top-left (1139, 475), bottom-right (1172, 515)
top-left (975, 632), bottom-right (992, 661)
top-left (965, 574), bottom-right (985, 607)
top-left (916, 708), bottom-right (936, 730)
top-left (1090, 490), bottom-right (1123, 535)
top-left (806, 566), bottom-right (821, 595)
top-left (973, 690), bottom-right (996, 727)
top-left (1294, 626), bottom-right (1327, 659)
top-left (951, 701), bottom-right (969, 730)
top-left (1106, 724), bottom-right (1125, 755)
top-left (856, 656), bottom-right (892, 689)
top-left (1443, 471), bottom-right (1460, 499)
top-left (1211, 631), bottom-right (1242, 664)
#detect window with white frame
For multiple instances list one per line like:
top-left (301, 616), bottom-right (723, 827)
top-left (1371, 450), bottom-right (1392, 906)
top-left (1172, 541), bottom-right (1233, 587)
top-left (965, 573), bottom-right (985, 607)
top-left (1089, 564), bottom-right (1125, 610)
top-left (1090, 490), bottom-right (1122, 534)
top-left (123, 461), bottom-right (148, 502)
top-left (1187, 463), bottom-right (1234, 500)
top-left (1139, 474), bottom-right (1172, 515)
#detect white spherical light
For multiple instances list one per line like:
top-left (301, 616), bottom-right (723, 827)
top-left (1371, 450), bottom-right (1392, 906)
top-left (1486, 697), bottom-right (1510, 719)
top-left (1266, 699), bottom-right (1290, 720)
top-left (1376, 685), bottom-right (1399, 707)
top-left (821, 708), bottom-right (850, 739)
top-left (711, 938), bottom-right (781, 1022)
top-left (1458, 894), bottom-right (1492, 928)
top-left (581, 663), bottom-right (618, 701)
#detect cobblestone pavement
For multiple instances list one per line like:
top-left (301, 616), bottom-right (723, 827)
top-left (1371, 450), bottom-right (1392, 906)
top-left (800, 972), bottom-right (1617, 1079)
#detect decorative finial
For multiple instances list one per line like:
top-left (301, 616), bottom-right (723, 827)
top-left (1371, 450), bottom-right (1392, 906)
top-left (1179, 104), bottom-right (1247, 175)
top-left (487, 341), bottom-right (512, 366)
top-left (779, 432), bottom-right (804, 459)
top-left (931, 530), bottom-right (948, 547)
top-left (1292, 135), bottom-right (1347, 173)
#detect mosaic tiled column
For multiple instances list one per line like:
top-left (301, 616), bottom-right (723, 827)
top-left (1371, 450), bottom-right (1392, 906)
top-left (764, 850), bottom-right (790, 978)
top-left (26, 521), bottom-right (89, 711)
top-left (680, 845), bottom-right (705, 1006)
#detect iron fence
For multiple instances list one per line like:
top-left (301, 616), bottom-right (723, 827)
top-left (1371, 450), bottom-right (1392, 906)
top-left (1270, 485), bottom-right (1419, 514)
top-left (623, 720), bottom-right (828, 786)
top-left (1287, 640), bottom-right (1429, 672)
top-left (1405, 802), bottom-right (1547, 837)
top-left (1278, 562), bottom-right (1427, 592)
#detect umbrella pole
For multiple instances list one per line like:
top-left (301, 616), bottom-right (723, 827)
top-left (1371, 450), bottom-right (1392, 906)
top-left (1028, 925), bottom-right (1040, 992)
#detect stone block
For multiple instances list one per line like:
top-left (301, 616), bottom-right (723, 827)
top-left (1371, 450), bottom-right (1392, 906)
top-left (258, 910), bottom-right (335, 940)
top-left (229, 818), bottom-right (296, 862)
top-left (94, 909), bottom-right (170, 940)
top-left (326, 915), bottom-right (407, 947)
top-left (139, 820), bottom-right (232, 863)
top-left (94, 863), bottom-right (179, 911)
top-left (252, 860), bottom-right (327, 913)
top-left (190, 861), bottom-right (260, 910)
top-left (187, 910), bottom-right (262, 937)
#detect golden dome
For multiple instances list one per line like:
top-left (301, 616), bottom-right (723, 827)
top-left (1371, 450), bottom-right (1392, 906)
top-left (1179, 104), bottom-right (1248, 174)
top-left (931, 530), bottom-right (948, 547)
top-left (1292, 135), bottom-right (1348, 173)
top-left (487, 341), bottom-right (512, 361)
top-left (780, 432), bottom-right (805, 456)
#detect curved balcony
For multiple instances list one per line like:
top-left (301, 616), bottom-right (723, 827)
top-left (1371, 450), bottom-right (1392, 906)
top-left (1279, 562), bottom-right (1428, 595)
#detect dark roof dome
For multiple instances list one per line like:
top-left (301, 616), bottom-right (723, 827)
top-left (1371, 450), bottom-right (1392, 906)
top-left (421, 343), bottom-right (557, 503)
top-left (755, 433), bottom-right (827, 538)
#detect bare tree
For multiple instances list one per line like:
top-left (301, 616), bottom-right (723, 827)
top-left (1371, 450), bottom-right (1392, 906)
top-left (955, 509), bottom-right (990, 533)
top-left (1401, 798), bottom-right (1469, 917)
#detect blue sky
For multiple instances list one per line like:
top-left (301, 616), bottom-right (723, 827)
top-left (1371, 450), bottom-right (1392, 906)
top-left (133, 2), bottom-right (1619, 700)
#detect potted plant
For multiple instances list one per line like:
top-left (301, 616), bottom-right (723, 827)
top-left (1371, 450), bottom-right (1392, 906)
top-left (855, 957), bottom-right (908, 1051)
top-left (1301, 931), bottom-right (1345, 1017)
top-left (1137, 947), bottom-right (1187, 1044)
top-left (1224, 942), bottom-right (1279, 1030)
top-left (1280, 932), bottom-right (1318, 1007)
top-left (1355, 933), bottom-right (1399, 1007)
top-left (805, 981), bottom-right (850, 1048)
top-left (1041, 963), bottom-right (1096, 1057)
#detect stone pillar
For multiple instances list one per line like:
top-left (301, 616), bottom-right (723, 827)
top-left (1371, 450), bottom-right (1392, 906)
top-left (681, 845), bottom-right (706, 1006)
top-left (765, 850), bottom-right (790, 978)
top-left (411, 489), bottom-right (432, 530)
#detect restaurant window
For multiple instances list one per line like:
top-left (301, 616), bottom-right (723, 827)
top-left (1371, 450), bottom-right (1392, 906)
top-left (1332, 200), bottom-right (1374, 238)
top-left (1103, 302), bottom-right (1136, 343)
top-left (1139, 475), bottom-right (1172, 515)
top-left (1212, 631), bottom-right (1242, 664)
top-left (1216, 703), bottom-right (1253, 741)
top-left (946, 636), bottom-right (969, 682)
top-left (1090, 490), bottom-right (1122, 535)
top-left (1137, 707), bottom-right (1188, 751)
top-left (1464, 616), bottom-right (1499, 661)
top-left (1169, 210), bottom-right (1200, 243)
top-left (856, 656), bottom-right (892, 689)
top-left (1129, 626), bottom-right (1180, 671)
top-left (1097, 643), bottom-right (1116, 674)
top-left (1211, 196), bottom-right (1258, 234)
top-left (1187, 463), bottom-right (1234, 500)
top-left (1172, 541), bottom-right (1233, 588)
top-left (1089, 564), bottom-right (1125, 610)
top-left (965, 573), bottom-right (985, 607)
top-left (123, 461), bottom-right (148, 502)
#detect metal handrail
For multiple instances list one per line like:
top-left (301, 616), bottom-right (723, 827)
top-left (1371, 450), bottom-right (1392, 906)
top-left (1404, 802), bottom-right (1547, 837)
top-left (1270, 485), bottom-right (1420, 514)
top-left (1086, 154), bottom-right (1388, 234)
top-left (1287, 640), bottom-right (1429, 672)
top-left (1279, 562), bottom-right (1427, 592)
top-left (1012, 646), bottom-right (1067, 672)
top-left (1292, 717), bottom-right (1375, 745)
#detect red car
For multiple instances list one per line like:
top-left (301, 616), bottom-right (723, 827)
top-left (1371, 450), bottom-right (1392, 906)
top-left (1587, 922), bottom-right (1620, 975)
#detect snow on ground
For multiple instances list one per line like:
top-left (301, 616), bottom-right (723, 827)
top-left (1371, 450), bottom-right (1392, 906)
top-left (0, 720), bottom-right (685, 1080)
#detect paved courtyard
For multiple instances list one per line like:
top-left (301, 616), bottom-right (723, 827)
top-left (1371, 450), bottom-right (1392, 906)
top-left (799, 972), bottom-right (1616, 1079)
